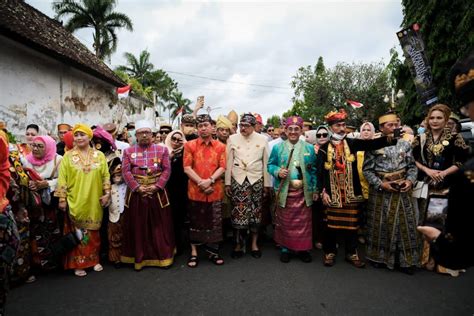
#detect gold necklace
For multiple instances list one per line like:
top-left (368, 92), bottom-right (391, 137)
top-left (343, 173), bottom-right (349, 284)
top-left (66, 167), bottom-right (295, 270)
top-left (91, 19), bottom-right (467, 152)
top-left (77, 148), bottom-right (92, 173)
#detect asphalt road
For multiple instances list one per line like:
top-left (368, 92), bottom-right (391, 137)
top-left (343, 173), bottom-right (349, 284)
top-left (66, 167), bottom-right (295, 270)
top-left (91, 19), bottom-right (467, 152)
top-left (7, 240), bottom-right (474, 315)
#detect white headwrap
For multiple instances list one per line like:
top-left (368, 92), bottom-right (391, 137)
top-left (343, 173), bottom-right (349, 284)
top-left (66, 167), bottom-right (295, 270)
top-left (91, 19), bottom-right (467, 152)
top-left (135, 120), bottom-right (154, 132)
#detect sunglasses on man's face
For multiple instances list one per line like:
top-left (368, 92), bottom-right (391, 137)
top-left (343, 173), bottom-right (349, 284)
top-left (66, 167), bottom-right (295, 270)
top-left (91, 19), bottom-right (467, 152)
top-left (159, 130), bottom-right (170, 135)
top-left (316, 133), bottom-right (328, 138)
top-left (267, 129), bottom-right (274, 132)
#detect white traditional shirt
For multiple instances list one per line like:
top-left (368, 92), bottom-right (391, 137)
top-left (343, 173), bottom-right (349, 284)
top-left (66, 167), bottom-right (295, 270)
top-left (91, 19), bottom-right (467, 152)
top-left (225, 132), bottom-right (271, 187)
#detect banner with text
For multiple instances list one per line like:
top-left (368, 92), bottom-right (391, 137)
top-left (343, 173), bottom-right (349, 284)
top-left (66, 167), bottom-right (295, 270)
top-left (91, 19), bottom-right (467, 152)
top-left (397, 23), bottom-right (438, 106)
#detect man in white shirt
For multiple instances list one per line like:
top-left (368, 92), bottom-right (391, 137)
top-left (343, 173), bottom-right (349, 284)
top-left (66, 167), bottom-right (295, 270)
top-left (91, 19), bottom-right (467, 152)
top-left (225, 113), bottom-right (272, 259)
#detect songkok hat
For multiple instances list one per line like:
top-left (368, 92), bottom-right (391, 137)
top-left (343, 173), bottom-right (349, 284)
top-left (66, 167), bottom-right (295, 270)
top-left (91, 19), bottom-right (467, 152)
top-left (303, 121), bottom-right (313, 128)
top-left (103, 123), bottom-right (118, 135)
top-left (240, 113), bottom-right (257, 125)
top-left (378, 112), bottom-right (398, 125)
top-left (450, 50), bottom-right (474, 105)
top-left (227, 110), bottom-right (238, 125)
top-left (324, 109), bottom-right (348, 125)
top-left (93, 126), bottom-right (117, 150)
top-left (285, 116), bottom-right (304, 128)
top-left (196, 114), bottom-right (212, 124)
top-left (181, 114), bottom-right (196, 125)
top-left (252, 113), bottom-right (263, 124)
top-left (125, 122), bottom-right (135, 129)
top-left (72, 123), bottom-right (93, 139)
top-left (216, 115), bottom-right (233, 129)
top-left (57, 123), bottom-right (72, 132)
top-left (135, 120), bottom-right (153, 132)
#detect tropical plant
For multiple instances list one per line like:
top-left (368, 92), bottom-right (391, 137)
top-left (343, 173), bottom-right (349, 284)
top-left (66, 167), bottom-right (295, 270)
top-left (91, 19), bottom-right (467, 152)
top-left (393, 0), bottom-right (474, 125)
top-left (116, 50), bottom-right (154, 83)
top-left (167, 90), bottom-right (191, 124)
top-left (53, 0), bottom-right (133, 60)
top-left (287, 57), bottom-right (391, 127)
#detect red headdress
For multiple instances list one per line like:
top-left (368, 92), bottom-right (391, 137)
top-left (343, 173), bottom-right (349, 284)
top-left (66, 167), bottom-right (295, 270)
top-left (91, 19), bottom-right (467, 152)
top-left (324, 109), bottom-right (347, 125)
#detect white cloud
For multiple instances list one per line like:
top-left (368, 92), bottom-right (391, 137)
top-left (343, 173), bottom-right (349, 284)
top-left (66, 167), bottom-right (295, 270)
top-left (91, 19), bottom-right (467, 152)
top-left (27, 0), bottom-right (403, 122)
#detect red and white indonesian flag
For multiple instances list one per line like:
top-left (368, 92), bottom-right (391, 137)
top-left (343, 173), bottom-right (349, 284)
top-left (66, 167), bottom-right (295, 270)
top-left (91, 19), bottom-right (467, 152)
top-left (346, 100), bottom-right (364, 109)
top-left (117, 85), bottom-right (131, 99)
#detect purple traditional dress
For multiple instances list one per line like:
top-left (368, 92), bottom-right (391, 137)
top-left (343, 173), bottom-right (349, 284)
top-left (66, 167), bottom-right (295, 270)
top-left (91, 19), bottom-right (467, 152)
top-left (121, 143), bottom-right (175, 270)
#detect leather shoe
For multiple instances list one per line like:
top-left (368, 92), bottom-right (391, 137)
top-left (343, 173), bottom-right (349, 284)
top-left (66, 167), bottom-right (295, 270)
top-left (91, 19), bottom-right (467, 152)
top-left (345, 253), bottom-right (366, 268)
top-left (323, 253), bottom-right (336, 266)
top-left (251, 250), bottom-right (262, 259)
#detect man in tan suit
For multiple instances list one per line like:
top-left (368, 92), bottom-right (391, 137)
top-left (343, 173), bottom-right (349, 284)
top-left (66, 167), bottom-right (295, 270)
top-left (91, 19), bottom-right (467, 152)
top-left (225, 113), bottom-right (271, 259)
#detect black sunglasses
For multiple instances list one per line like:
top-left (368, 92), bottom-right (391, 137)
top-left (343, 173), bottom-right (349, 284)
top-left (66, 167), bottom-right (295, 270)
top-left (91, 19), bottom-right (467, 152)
top-left (316, 133), bottom-right (328, 138)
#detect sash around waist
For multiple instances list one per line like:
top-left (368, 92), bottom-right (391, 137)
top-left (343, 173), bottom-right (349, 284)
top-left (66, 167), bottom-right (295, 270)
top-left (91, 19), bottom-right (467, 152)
top-left (376, 169), bottom-right (406, 182)
top-left (133, 173), bottom-right (161, 185)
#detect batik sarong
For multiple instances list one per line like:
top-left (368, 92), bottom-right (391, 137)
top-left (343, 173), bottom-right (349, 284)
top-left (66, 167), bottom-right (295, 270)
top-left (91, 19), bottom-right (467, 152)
top-left (366, 189), bottom-right (420, 269)
top-left (230, 178), bottom-right (264, 232)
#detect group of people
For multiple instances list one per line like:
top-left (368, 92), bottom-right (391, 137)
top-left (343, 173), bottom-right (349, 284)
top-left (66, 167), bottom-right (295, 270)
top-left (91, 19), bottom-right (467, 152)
top-left (1, 50), bottom-right (474, 312)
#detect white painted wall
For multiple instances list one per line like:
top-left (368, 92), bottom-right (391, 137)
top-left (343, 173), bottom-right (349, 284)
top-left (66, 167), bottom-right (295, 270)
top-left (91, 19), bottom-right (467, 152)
top-left (0, 35), bottom-right (153, 142)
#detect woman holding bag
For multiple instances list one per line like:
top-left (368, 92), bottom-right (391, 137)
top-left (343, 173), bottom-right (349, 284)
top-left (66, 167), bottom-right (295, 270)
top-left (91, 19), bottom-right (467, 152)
top-left (55, 124), bottom-right (111, 277)
top-left (22, 135), bottom-right (63, 274)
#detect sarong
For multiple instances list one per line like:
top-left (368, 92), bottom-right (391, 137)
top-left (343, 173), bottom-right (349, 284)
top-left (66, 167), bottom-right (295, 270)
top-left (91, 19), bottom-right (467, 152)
top-left (188, 200), bottom-right (222, 244)
top-left (121, 189), bottom-right (175, 270)
top-left (63, 215), bottom-right (100, 270)
top-left (274, 188), bottom-right (312, 251)
top-left (326, 173), bottom-right (360, 230)
top-left (30, 204), bottom-right (61, 271)
top-left (10, 221), bottom-right (31, 282)
top-left (230, 178), bottom-right (263, 232)
top-left (108, 217), bottom-right (123, 263)
top-left (366, 189), bottom-right (420, 269)
top-left (0, 207), bottom-right (19, 311)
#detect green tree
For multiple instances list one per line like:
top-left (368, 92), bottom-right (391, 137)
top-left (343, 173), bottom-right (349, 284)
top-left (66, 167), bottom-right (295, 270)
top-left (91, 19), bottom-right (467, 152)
top-left (167, 90), bottom-right (191, 124)
top-left (266, 115), bottom-right (282, 128)
top-left (116, 50), bottom-right (154, 84)
top-left (53, 0), bottom-right (133, 60)
top-left (288, 58), bottom-right (391, 127)
top-left (395, 0), bottom-right (474, 125)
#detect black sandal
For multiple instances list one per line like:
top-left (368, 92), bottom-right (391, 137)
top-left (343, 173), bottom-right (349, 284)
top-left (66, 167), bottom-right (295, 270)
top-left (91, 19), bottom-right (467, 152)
top-left (187, 256), bottom-right (199, 268)
top-left (209, 254), bottom-right (224, 266)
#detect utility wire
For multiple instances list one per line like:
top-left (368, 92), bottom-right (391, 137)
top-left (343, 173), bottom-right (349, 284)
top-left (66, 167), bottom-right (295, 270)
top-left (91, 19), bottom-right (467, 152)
top-left (165, 70), bottom-right (292, 90)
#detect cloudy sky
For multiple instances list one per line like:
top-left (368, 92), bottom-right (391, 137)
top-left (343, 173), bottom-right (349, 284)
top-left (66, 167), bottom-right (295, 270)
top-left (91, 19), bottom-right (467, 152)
top-left (28, 0), bottom-right (404, 122)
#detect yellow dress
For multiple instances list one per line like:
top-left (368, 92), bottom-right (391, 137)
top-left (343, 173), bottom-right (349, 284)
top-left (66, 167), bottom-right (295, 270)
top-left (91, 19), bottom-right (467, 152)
top-left (55, 148), bottom-right (110, 230)
top-left (357, 151), bottom-right (369, 200)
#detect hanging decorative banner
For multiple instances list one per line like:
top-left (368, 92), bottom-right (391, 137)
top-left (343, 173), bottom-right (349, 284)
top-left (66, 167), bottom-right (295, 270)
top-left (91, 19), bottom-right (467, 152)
top-left (397, 23), bottom-right (438, 106)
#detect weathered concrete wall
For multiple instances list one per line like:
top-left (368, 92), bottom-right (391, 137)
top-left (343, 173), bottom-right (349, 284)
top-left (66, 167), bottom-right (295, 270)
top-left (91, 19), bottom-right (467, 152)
top-left (0, 35), bottom-right (153, 142)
